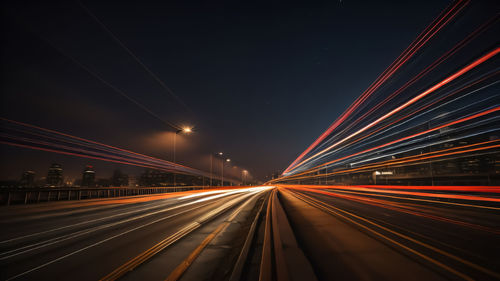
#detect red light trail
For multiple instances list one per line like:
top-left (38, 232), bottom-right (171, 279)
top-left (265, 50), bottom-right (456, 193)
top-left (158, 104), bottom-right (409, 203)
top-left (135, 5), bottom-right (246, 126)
top-left (288, 48), bottom-right (500, 173)
top-left (283, 0), bottom-right (470, 174)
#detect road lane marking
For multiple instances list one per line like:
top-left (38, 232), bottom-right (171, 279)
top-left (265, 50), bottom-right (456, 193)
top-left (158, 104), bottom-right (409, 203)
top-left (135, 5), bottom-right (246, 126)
top-left (101, 222), bottom-right (200, 281)
top-left (229, 191), bottom-right (269, 281)
top-left (324, 188), bottom-right (500, 210)
top-left (291, 187), bottom-right (500, 234)
top-left (0, 191), bottom-right (249, 260)
top-left (285, 189), bottom-right (495, 281)
top-left (0, 191), bottom-right (238, 245)
top-left (164, 191), bottom-right (264, 281)
top-left (1, 198), bottom-right (214, 260)
top-left (100, 190), bottom-right (264, 281)
top-left (259, 189), bottom-right (274, 281)
top-left (4, 203), bottom-right (209, 281)
top-left (0, 200), bottom-right (174, 244)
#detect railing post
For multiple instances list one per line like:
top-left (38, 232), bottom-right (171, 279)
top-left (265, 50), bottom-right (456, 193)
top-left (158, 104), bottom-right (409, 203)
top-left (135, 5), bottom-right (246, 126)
top-left (6, 192), bottom-right (11, 206)
top-left (78, 191), bottom-right (81, 200)
top-left (37, 191), bottom-right (41, 203)
top-left (57, 191), bottom-right (61, 201)
top-left (68, 190), bottom-right (71, 200)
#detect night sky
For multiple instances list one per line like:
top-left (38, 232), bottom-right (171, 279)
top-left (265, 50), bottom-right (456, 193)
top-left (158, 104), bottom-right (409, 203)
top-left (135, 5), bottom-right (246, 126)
top-left (1, 1), bottom-right (451, 181)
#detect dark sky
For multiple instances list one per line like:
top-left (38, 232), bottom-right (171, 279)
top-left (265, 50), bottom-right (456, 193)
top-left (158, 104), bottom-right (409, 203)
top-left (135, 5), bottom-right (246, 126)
top-left (1, 0), bottom-right (451, 181)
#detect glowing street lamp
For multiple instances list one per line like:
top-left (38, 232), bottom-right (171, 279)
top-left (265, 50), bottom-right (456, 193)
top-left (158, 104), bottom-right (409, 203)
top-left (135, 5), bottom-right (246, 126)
top-left (211, 152), bottom-right (223, 186)
top-left (209, 153), bottom-right (234, 187)
top-left (242, 170), bottom-right (248, 185)
top-left (221, 158), bottom-right (231, 187)
top-left (173, 126), bottom-right (193, 186)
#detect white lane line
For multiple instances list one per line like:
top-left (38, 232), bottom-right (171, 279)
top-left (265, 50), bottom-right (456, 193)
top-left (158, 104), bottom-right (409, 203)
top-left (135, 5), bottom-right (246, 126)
top-left (100, 189), bottom-right (267, 280)
top-left (5, 204), bottom-right (205, 281)
top-left (0, 191), bottom-right (239, 245)
top-left (6, 190), bottom-right (260, 281)
top-left (0, 200), bottom-right (175, 244)
top-left (0, 190), bottom-right (249, 260)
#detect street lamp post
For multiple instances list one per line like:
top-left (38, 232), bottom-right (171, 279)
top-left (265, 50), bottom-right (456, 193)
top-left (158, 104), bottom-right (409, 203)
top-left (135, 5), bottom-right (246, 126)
top-left (210, 152), bottom-right (233, 187)
top-left (211, 152), bottom-right (223, 187)
top-left (173, 127), bottom-right (192, 187)
top-left (222, 158), bottom-right (230, 187)
top-left (242, 170), bottom-right (248, 185)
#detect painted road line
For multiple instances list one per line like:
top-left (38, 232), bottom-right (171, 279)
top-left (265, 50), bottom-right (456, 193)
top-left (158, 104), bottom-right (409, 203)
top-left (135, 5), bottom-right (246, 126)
top-left (4, 203), bottom-right (209, 281)
top-left (288, 189), bottom-right (500, 280)
top-left (285, 189), bottom-right (475, 281)
top-left (165, 190), bottom-right (265, 281)
top-left (100, 190), bottom-right (261, 281)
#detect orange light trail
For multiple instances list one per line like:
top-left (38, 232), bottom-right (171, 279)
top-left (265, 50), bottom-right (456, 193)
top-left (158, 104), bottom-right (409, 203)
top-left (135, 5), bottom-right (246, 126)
top-left (273, 140), bottom-right (500, 182)
top-left (282, 185), bottom-right (500, 202)
top-left (275, 105), bottom-right (500, 182)
top-left (288, 47), bottom-right (500, 173)
top-left (283, 185), bottom-right (500, 234)
top-left (327, 16), bottom-right (498, 150)
top-left (283, 0), bottom-right (470, 174)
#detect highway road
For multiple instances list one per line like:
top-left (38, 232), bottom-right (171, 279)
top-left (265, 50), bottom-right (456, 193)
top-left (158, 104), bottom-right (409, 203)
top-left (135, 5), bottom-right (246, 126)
top-left (1, 185), bottom-right (499, 281)
top-left (0, 187), bottom-right (271, 281)
top-left (277, 185), bottom-right (500, 281)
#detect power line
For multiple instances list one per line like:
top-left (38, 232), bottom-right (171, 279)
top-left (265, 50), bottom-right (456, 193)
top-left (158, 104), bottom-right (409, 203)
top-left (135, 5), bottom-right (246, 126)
top-left (78, 0), bottom-right (196, 119)
top-left (37, 31), bottom-right (183, 131)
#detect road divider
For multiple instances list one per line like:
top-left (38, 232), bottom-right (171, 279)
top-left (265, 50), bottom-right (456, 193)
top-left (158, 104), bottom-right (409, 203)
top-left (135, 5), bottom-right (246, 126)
top-left (229, 191), bottom-right (269, 281)
top-left (165, 190), bottom-right (267, 281)
top-left (259, 188), bottom-right (318, 281)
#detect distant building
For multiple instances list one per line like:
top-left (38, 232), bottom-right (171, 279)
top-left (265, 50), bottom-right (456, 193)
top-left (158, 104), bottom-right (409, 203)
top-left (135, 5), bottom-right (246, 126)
top-left (139, 169), bottom-right (172, 187)
top-left (46, 163), bottom-right (63, 187)
top-left (81, 165), bottom-right (96, 187)
top-left (111, 169), bottom-right (129, 187)
top-left (20, 171), bottom-right (35, 188)
top-left (96, 178), bottom-right (111, 187)
top-left (64, 178), bottom-right (75, 187)
top-left (73, 179), bottom-right (82, 187)
top-left (0, 180), bottom-right (19, 189)
top-left (128, 176), bottom-right (138, 187)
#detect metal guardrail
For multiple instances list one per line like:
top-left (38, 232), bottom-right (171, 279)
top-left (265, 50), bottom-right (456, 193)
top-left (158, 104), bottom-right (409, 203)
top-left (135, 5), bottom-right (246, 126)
top-left (0, 186), bottom-right (208, 206)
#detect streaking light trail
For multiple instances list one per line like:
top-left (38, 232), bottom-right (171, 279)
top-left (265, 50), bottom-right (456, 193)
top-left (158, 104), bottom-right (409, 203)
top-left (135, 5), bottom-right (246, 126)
top-left (0, 118), bottom-right (240, 182)
top-left (276, 1), bottom-right (500, 187)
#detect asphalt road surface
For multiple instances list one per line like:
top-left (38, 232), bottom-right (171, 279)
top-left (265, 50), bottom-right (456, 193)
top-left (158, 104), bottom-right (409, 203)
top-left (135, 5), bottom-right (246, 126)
top-left (1, 185), bottom-right (499, 281)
